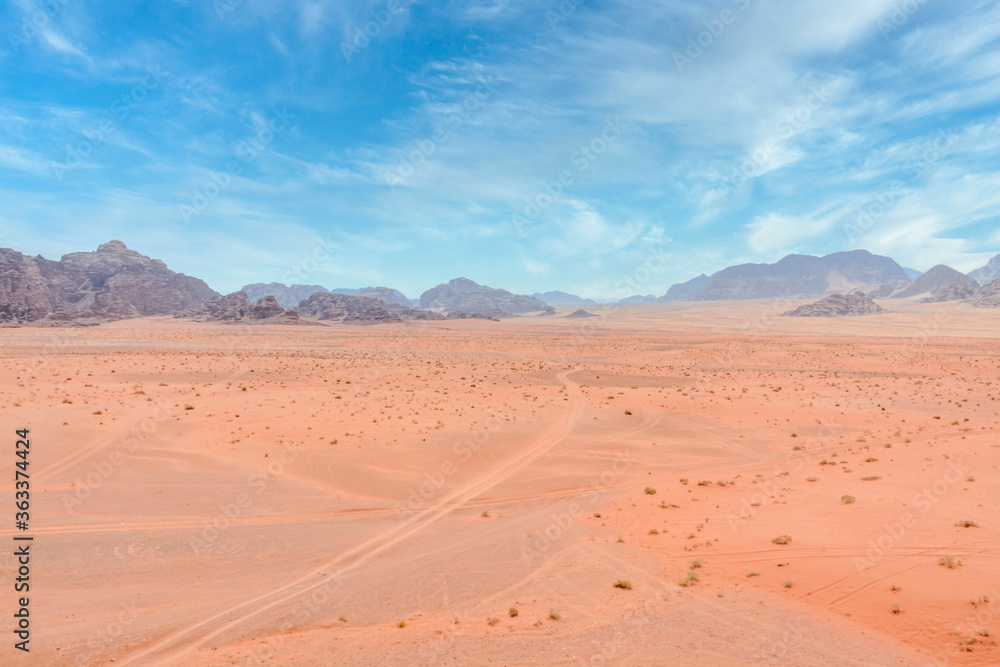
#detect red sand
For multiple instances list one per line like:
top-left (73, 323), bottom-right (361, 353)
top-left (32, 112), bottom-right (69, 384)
top-left (2, 299), bottom-right (999, 665)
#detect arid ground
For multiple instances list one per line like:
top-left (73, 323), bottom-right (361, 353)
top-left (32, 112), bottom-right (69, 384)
top-left (3, 300), bottom-right (999, 666)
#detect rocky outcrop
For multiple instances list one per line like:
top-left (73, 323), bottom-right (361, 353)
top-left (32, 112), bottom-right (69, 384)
top-left (921, 282), bottom-right (978, 303)
top-left (241, 283), bottom-right (328, 309)
top-left (0, 240), bottom-right (218, 324)
top-left (328, 286), bottom-right (413, 308)
top-left (969, 255), bottom-right (1000, 286)
top-left (971, 278), bottom-right (1000, 308)
top-left (188, 292), bottom-right (300, 323)
top-left (566, 309), bottom-right (598, 318)
top-left (888, 265), bottom-right (978, 299)
top-left (296, 292), bottom-right (401, 323)
top-left (783, 292), bottom-right (885, 317)
top-left (694, 250), bottom-right (908, 301)
top-left (420, 277), bottom-right (547, 313)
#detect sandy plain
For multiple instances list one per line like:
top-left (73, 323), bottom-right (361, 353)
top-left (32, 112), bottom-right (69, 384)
top-left (1, 298), bottom-right (999, 666)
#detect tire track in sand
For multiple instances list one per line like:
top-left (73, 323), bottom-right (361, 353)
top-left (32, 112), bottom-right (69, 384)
top-left (119, 369), bottom-right (586, 666)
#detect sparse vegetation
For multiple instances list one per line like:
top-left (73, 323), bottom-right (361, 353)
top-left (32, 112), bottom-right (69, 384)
top-left (397, 621), bottom-right (406, 628)
top-left (939, 556), bottom-right (961, 569)
top-left (678, 571), bottom-right (699, 587)
top-left (487, 617), bottom-right (499, 626)
top-left (772, 535), bottom-right (791, 545)
top-left (613, 580), bottom-right (632, 590)
top-left (644, 487), bottom-right (656, 495)
top-left (746, 571), bottom-right (761, 577)
top-left (841, 495), bottom-right (855, 504)
top-left (648, 528), bottom-right (659, 535)
top-left (549, 609), bottom-right (561, 620)
top-left (806, 477), bottom-right (818, 482)
top-left (891, 604), bottom-right (901, 615)
top-left (509, 607), bottom-right (518, 617)
top-left (956, 520), bottom-right (978, 528)
top-left (860, 476), bottom-right (881, 481)
top-left (690, 559), bottom-right (703, 569)
top-left (783, 580), bottom-right (793, 589)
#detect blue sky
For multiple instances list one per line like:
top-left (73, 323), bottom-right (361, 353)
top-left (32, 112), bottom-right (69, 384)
top-left (1, 0), bottom-right (998, 300)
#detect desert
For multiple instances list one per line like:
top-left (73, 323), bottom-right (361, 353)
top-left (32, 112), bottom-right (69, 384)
top-left (2, 298), bottom-right (999, 666)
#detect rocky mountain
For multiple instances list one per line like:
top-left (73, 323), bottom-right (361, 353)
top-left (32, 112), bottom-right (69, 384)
top-left (972, 278), bottom-right (1000, 308)
top-left (566, 309), bottom-right (597, 318)
top-left (188, 292), bottom-right (302, 323)
top-left (531, 291), bottom-right (595, 305)
top-left (1, 240), bottom-right (217, 324)
top-left (241, 283), bottom-right (328, 309)
top-left (903, 267), bottom-right (924, 280)
top-left (659, 273), bottom-right (713, 301)
top-left (969, 255), bottom-right (1000, 286)
top-left (296, 292), bottom-right (401, 323)
top-left (783, 292), bottom-right (885, 317)
top-left (420, 278), bottom-right (547, 313)
top-left (886, 265), bottom-right (978, 299)
top-left (695, 250), bottom-right (908, 301)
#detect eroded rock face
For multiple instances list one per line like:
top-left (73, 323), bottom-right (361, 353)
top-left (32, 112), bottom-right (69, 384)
top-left (251, 295), bottom-right (285, 319)
top-left (783, 292), bottom-right (885, 317)
top-left (420, 277), bottom-right (547, 313)
top-left (296, 292), bottom-right (401, 323)
top-left (0, 241), bottom-right (218, 324)
top-left (969, 254), bottom-right (1000, 286)
top-left (922, 282), bottom-right (978, 303)
top-left (972, 278), bottom-right (1000, 308)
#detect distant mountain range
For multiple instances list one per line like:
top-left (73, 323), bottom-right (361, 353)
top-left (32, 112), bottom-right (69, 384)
top-left (531, 290), bottom-right (595, 305)
top-left (3, 242), bottom-right (1000, 326)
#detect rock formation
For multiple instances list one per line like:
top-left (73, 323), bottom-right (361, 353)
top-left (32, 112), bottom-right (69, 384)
top-left (969, 254), bottom-right (1000, 286)
top-left (0, 240), bottom-right (218, 324)
top-left (296, 292), bottom-right (401, 323)
top-left (420, 278), bottom-right (547, 313)
top-left (971, 278), bottom-right (1000, 308)
top-left (566, 309), bottom-right (598, 318)
top-left (783, 292), bottom-right (885, 317)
